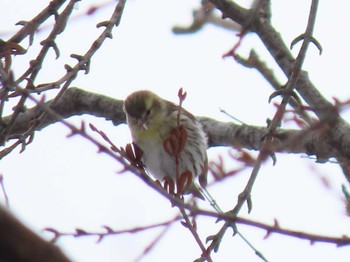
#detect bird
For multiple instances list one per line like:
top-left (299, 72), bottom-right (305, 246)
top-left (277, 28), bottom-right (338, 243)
top-left (123, 90), bottom-right (208, 199)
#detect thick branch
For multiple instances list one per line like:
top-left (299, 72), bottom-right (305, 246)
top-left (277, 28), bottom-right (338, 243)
top-left (0, 88), bottom-right (338, 161)
top-left (209, 1), bottom-right (334, 120)
top-left (208, 0), bottom-right (350, 172)
top-left (0, 206), bottom-right (71, 262)
top-left (2, 88), bottom-right (125, 137)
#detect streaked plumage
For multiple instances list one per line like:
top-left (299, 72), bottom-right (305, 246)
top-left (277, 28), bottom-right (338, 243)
top-left (123, 90), bottom-right (208, 198)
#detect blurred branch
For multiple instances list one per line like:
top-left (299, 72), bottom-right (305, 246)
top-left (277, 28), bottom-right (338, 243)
top-left (1, 0), bottom-right (348, 261)
top-left (0, 175), bottom-right (9, 207)
top-left (172, 0), bottom-right (240, 34)
top-left (0, 206), bottom-right (71, 262)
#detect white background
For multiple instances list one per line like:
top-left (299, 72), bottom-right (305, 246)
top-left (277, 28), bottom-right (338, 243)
top-left (1, 0), bottom-right (350, 261)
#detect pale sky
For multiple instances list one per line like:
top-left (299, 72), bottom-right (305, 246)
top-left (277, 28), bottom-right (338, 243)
top-left (1, 1), bottom-right (350, 261)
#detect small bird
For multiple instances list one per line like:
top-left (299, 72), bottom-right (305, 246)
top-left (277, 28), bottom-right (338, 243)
top-left (123, 90), bottom-right (208, 198)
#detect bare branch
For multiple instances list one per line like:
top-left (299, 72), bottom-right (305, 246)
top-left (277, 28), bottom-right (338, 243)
top-left (172, 1), bottom-right (240, 34)
top-left (0, 87), bottom-right (340, 162)
top-left (0, 206), bottom-right (71, 262)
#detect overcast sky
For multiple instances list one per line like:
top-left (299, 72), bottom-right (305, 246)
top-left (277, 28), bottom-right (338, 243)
top-left (1, 1), bottom-right (350, 261)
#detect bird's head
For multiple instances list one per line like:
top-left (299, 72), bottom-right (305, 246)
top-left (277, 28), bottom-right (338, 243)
top-left (123, 90), bottom-right (166, 133)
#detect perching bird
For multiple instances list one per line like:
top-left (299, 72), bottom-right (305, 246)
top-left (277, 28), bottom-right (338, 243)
top-left (123, 90), bottom-right (208, 198)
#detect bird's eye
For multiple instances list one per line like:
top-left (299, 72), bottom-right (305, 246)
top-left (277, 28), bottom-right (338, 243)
top-left (145, 108), bottom-right (151, 117)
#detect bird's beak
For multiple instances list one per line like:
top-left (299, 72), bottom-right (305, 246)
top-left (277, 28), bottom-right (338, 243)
top-left (137, 119), bottom-right (148, 131)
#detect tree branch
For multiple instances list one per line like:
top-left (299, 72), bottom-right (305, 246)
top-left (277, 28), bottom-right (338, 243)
top-left (0, 87), bottom-right (339, 162)
top-left (208, 0), bottom-right (350, 180)
top-left (0, 206), bottom-right (71, 262)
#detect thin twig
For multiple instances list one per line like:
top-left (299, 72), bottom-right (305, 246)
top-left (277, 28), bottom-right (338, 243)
top-left (0, 174), bottom-right (10, 207)
top-left (0, 0), bottom-right (127, 157)
top-left (9, 0), bottom-right (66, 44)
top-left (1, 0), bottom-right (78, 144)
top-left (206, 0), bottom-right (321, 255)
top-left (46, 215), bottom-right (181, 243)
top-left (179, 207), bottom-right (213, 262)
top-left (267, 0), bottom-right (319, 132)
top-left (24, 89), bottom-right (350, 254)
top-left (134, 222), bottom-right (173, 262)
